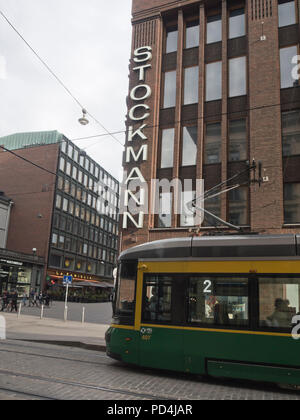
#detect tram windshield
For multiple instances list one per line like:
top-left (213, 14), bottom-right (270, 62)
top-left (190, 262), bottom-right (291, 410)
top-left (114, 260), bottom-right (137, 324)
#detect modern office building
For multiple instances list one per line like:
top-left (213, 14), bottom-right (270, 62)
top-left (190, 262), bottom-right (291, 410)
top-left (121, 0), bottom-right (300, 250)
top-left (0, 131), bottom-right (119, 292)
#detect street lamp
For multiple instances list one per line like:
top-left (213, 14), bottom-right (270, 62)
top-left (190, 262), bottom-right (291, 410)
top-left (78, 109), bottom-right (89, 126)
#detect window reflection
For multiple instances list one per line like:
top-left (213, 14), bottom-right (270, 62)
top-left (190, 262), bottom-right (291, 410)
top-left (228, 119), bottom-right (247, 161)
top-left (206, 14), bottom-right (222, 44)
top-left (229, 57), bottom-right (246, 97)
top-left (229, 8), bottom-right (245, 39)
top-left (185, 21), bottom-right (199, 49)
top-left (184, 67), bottom-right (198, 105)
top-left (160, 128), bottom-right (175, 168)
top-left (278, 0), bottom-right (296, 27)
top-left (163, 71), bottom-right (177, 108)
top-left (206, 61), bottom-right (222, 101)
top-left (280, 45), bottom-right (298, 89)
top-left (282, 110), bottom-right (300, 157)
top-left (166, 27), bottom-right (178, 53)
top-left (204, 122), bottom-right (221, 164)
top-left (182, 126), bottom-right (197, 166)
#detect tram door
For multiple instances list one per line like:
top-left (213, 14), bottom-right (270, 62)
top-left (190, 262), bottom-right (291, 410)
top-left (139, 275), bottom-right (185, 371)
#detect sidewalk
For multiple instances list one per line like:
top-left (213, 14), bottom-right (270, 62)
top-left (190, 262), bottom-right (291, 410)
top-left (1, 312), bottom-right (108, 352)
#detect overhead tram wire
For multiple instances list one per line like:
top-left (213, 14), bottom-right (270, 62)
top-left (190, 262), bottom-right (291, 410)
top-left (0, 9), bottom-right (123, 148)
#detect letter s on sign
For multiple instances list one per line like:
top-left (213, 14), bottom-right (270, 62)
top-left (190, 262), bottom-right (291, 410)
top-left (292, 315), bottom-right (300, 340)
top-left (134, 46), bottom-right (152, 63)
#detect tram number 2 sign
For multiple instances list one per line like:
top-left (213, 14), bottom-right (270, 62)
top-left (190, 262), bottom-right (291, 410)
top-left (203, 280), bottom-right (212, 294)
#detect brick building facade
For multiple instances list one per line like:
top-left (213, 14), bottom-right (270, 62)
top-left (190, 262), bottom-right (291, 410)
top-left (0, 131), bottom-right (119, 293)
top-left (121, 0), bottom-right (300, 251)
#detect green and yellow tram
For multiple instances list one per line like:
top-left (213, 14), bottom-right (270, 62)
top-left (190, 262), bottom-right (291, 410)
top-left (105, 234), bottom-right (300, 386)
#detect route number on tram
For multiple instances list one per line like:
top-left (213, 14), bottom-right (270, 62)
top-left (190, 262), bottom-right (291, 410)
top-left (203, 280), bottom-right (212, 294)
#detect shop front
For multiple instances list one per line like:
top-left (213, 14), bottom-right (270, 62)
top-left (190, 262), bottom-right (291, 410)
top-left (0, 249), bottom-right (45, 296)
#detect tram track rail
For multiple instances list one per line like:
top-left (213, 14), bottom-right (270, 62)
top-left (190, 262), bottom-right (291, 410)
top-left (0, 368), bottom-right (174, 400)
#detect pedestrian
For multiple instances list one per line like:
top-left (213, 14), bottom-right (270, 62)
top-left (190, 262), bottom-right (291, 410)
top-left (29, 289), bottom-right (35, 307)
top-left (33, 292), bottom-right (39, 307)
top-left (11, 290), bottom-right (18, 312)
top-left (22, 292), bottom-right (27, 307)
top-left (1, 291), bottom-right (8, 311)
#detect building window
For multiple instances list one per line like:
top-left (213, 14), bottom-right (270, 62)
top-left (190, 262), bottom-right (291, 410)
top-left (228, 119), bottom-right (247, 161)
top-left (51, 233), bottom-right (58, 246)
top-left (55, 194), bottom-right (62, 209)
top-left (229, 8), bottom-right (245, 39)
top-left (185, 20), bottom-right (199, 49)
top-left (62, 198), bottom-right (68, 212)
top-left (166, 26), bottom-right (178, 53)
top-left (202, 195), bottom-right (221, 227)
top-left (204, 122), bottom-right (221, 164)
top-left (278, 0), bottom-right (296, 27)
top-left (158, 192), bottom-right (172, 228)
top-left (160, 128), bottom-right (175, 168)
top-left (280, 45), bottom-right (298, 89)
top-left (282, 110), bottom-right (300, 156)
top-left (229, 56), bottom-right (246, 97)
top-left (206, 14), bottom-right (222, 44)
top-left (180, 190), bottom-right (196, 227)
top-left (59, 157), bottom-right (65, 172)
top-left (184, 66), bottom-right (199, 105)
top-left (284, 183), bottom-right (300, 223)
top-left (206, 61), bottom-right (222, 101)
top-left (182, 126), bottom-right (197, 166)
top-left (228, 187), bottom-right (248, 226)
top-left (163, 71), bottom-right (177, 108)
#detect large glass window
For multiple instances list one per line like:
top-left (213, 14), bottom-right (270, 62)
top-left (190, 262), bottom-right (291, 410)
top-left (188, 276), bottom-right (249, 327)
top-left (229, 56), bottom-right (246, 97)
top-left (202, 195), bottom-right (221, 227)
top-left (229, 8), bottom-right (245, 39)
top-left (280, 45), bottom-right (298, 88)
top-left (182, 126), bottom-right (197, 166)
top-left (278, 0), bottom-right (296, 27)
top-left (228, 119), bottom-right (247, 161)
top-left (282, 110), bottom-right (300, 156)
top-left (180, 190), bottom-right (196, 227)
top-left (206, 14), bottom-right (222, 44)
top-left (204, 122), bottom-right (221, 164)
top-left (259, 277), bottom-right (299, 328)
top-left (184, 66), bottom-right (199, 105)
top-left (158, 192), bottom-right (172, 228)
top-left (228, 187), bottom-right (248, 226)
top-left (166, 27), bottom-right (178, 53)
top-left (163, 71), bottom-right (177, 108)
top-left (160, 128), bottom-right (175, 168)
top-left (114, 261), bottom-right (137, 324)
top-left (142, 276), bottom-right (173, 323)
top-left (206, 61), bottom-right (222, 101)
top-left (284, 183), bottom-right (300, 223)
top-left (185, 21), bottom-right (199, 49)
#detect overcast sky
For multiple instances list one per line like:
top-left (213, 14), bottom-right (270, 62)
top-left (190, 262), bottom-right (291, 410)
top-left (0, 0), bottom-right (132, 180)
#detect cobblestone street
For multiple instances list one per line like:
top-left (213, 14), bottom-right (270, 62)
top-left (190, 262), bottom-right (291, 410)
top-left (0, 339), bottom-right (299, 402)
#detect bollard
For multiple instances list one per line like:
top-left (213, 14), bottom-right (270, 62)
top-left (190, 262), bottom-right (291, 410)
top-left (40, 304), bottom-right (44, 320)
top-left (17, 303), bottom-right (22, 318)
top-left (82, 307), bottom-right (85, 324)
top-left (64, 306), bottom-right (68, 322)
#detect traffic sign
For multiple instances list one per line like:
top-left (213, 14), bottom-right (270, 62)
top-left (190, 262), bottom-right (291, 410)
top-left (63, 275), bottom-right (72, 285)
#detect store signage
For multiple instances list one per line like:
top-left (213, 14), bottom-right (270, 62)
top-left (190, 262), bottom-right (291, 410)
top-left (0, 259), bottom-right (23, 266)
top-left (123, 46), bottom-right (153, 229)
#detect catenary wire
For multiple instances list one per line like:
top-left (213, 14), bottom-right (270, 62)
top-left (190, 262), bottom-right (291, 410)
top-left (0, 9), bottom-right (123, 148)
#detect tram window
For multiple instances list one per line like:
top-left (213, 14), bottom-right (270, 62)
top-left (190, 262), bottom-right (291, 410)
top-left (259, 277), bottom-right (300, 329)
top-left (142, 276), bottom-right (173, 323)
top-left (188, 277), bottom-right (249, 327)
top-left (114, 261), bottom-right (137, 324)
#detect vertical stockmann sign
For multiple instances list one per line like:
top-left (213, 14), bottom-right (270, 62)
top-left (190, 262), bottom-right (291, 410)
top-left (122, 46), bottom-right (153, 229)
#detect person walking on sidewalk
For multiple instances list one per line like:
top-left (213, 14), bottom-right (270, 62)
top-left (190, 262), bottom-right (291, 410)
top-left (22, 292), bottom-right (27, 307)
top-left (0, 291), bottom-right (8, 311)
top-left (11, 290), bottom-right (18, 312)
